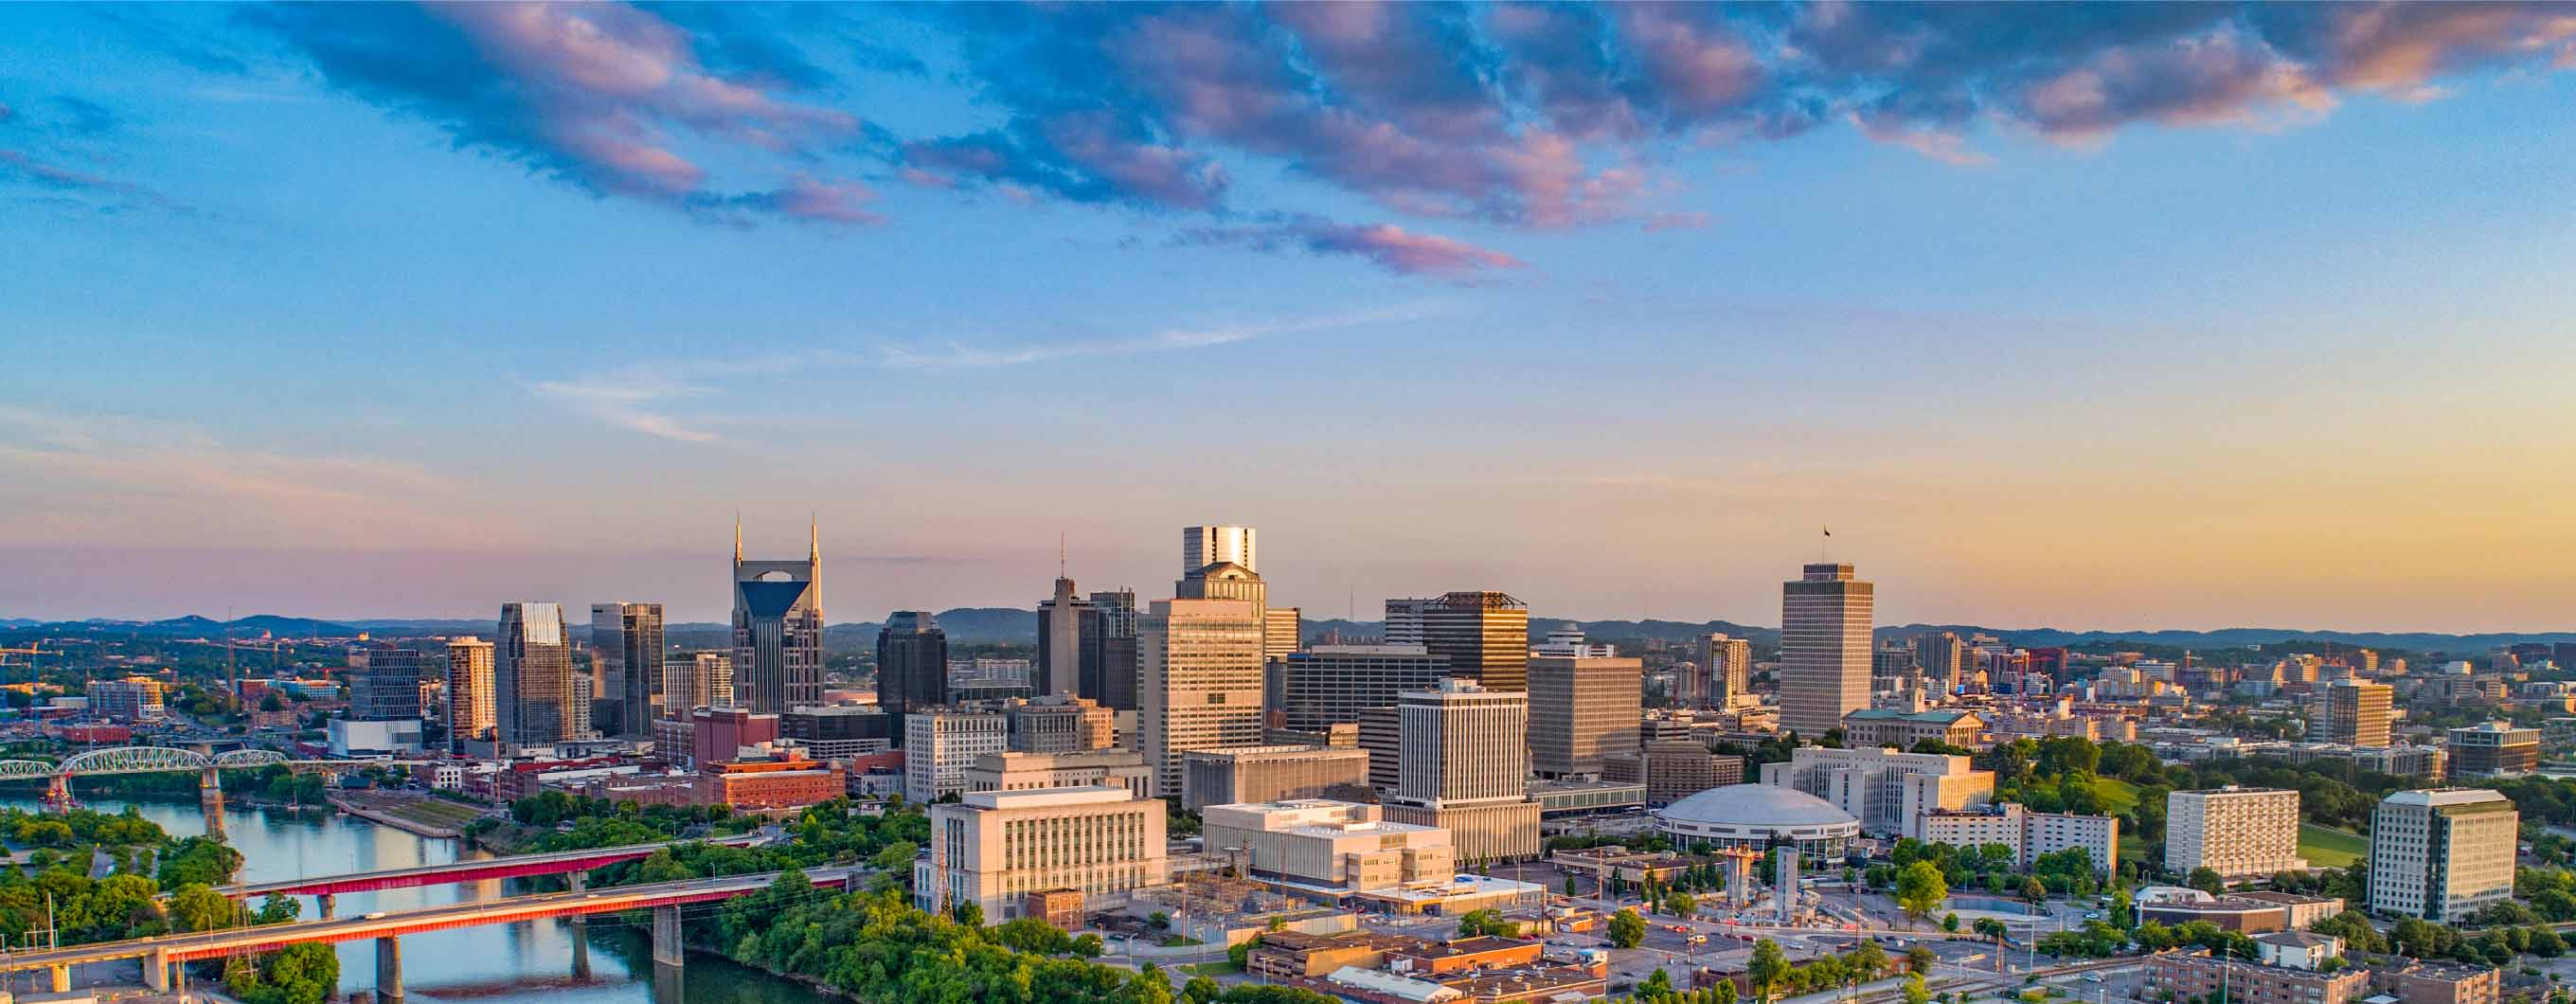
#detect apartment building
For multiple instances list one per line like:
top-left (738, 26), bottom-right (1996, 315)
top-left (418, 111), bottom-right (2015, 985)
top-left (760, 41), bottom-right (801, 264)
top-left (2166, 787), bottom-right (2306, 881)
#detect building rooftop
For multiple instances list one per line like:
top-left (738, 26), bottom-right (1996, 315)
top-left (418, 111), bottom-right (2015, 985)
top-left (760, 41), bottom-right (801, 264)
top-left (1657, 784), bottom-right (1859, 829)
top-left (958, 785), bottom-right (1138, 810)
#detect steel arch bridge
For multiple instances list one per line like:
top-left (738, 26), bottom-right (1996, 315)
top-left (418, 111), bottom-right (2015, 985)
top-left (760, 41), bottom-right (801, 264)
top-left (0, 746), bottom-right (334, 779)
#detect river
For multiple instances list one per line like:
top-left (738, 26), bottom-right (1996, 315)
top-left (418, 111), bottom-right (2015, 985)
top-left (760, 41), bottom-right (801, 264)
top-left (8, 798), bottom-right (822, 1003)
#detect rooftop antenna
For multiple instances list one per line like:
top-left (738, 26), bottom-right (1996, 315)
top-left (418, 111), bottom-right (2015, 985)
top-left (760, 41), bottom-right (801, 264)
top-left (1059, 531), bottom-right (1067, 580)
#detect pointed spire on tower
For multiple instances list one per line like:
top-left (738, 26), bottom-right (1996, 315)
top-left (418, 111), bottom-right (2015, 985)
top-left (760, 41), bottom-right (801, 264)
top-left (810, 512), bottom-right (820, 563)
top-left (733, 511), bottom-right (742, 565)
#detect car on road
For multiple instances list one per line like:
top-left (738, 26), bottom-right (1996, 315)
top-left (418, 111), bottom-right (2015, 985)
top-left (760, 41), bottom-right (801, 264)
top-left (2084, 974), bottom-right (2105, 983)
top-left (1688, 935), bottom-right (1708, 945)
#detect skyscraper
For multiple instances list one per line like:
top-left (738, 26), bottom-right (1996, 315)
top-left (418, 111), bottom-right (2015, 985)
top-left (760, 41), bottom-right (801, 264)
top-left (668, 652), bottom-right (734, 717)
top-left (1914, 632), bottom-right (1967, 693)
top-left (1780, 564), bottom-right (1872, 736)
top-left (1696, 633), bottom-right (1753, 708)
top-left (335, 641), bottom-right (427, 755)
top-left (1263, 606), bottom-right (1301, 659)
top-left (348, 642), bottom-right (424, 722)
top-left (1395, 592), bottom-right (1530, 692)
top-left (1079, 589), bottom-right (1139, 710)
top-left (877, 611), bottom-right (950, 740)
top-left (445, 636), bottom-right (495, 753)
top-left (1266, 645), bottom-right (1452, 733)
top-left (494, 601), bottom-right (574, 753)
top-left (1181, 525), bottom-right (1257, 577)
top-left (1036, 574), bottom-right (1089, 698)
top-left (1383, 598), bottom-right (1433, 646)
top-left (1383, 679), bottom-right (1542, 862)
top-left (591, 601), bottom-right (664, 739)
top-left (1138, 597), bottom-right (1266, 796)
top-left (2368, 788), bottom-right (2517, 922)
top-left (731, 519), bottom-right (822, 714)
top-left (2310, 680), bottom-right (2394, 747)
top-left (1527, 654), bottom-right (1643, 778)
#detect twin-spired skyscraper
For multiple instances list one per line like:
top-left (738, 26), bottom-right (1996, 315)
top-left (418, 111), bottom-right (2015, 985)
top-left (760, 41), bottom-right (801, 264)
top-left (1780, 563), bottom-right (1873, 736)
top-left (732, 519), bottom-right (823, 714)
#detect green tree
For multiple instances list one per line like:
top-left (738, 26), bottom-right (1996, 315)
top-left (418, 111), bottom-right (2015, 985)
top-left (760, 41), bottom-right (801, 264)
top-left (1851, 940), bottom-right (1888, 980)
top-left (2188, 867), bottom-right (2226, 895)
top-left (1941, 912), bottom-right (1960, 932)
top-left (1184, 976), bottom-right (1223, 1004)
top-left (1666, 891), bottom-right (1698, 919)
top-left (1457, 908), bottom-right (1513, 938)
top-left (1896, 861), bottom-right (1948, 926)
top-left (1907, 944), bottom-right (1938, 973)
top-left (1565, 874), bottom-right (1579, 897)
top-left (952, 900), bottom-right (984, 927)
top-left (1749, 940), bottom-right (1791, 1004)
top-left (1608, 908), bottom-right (1648, 949)
top-left (1714, 978), bottom-right (1740, 1004)
top-left (169, 883), bottom-right (237, 933)
top-left (256, 893), bottom-right (300, 925)
top-left (1904, 973), bottom-right (1933, 1004)
top-left (1642, 969), bottom-right (1675, 1000)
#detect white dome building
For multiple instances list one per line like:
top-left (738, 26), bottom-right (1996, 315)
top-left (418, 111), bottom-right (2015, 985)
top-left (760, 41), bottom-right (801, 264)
top-left (1655, 784), bottom-right (1862, 858)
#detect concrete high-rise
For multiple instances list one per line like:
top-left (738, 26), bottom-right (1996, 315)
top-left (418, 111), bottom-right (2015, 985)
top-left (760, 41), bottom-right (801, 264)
top-left (1914, 632), bottom-right (1967, 693)
top-left (1696, 634), bottom-right (1753, 708)
top-left (1527, 654), bottom-right (1643, 779)
top-left (1394, 592), bottom-right (1530, 692)
top-left (667, 652), bottom-right (733, 718)
top-left (493, 602), bottom-right (574, 753)
top-left (1781, 564), bottom-right (1872, 736)
top-left (2166, 787), bottom-right (2306, 881)
top-left (731, 520), bottom-right (822, 713)
top-left (2446, 722), bottom-right (2540, 778)
top-left (2369, 788), bottom-right (2518, 922)
top-left (1079, 589), bottom-right (1139, 710)
top-left (876, 611), bottom-right (949, 739)
top-left (2310, 680), bottom-right (2394, 747)
top-left (1265, 645), bottom-right (1452, 734)
top-left (1383, 598), bottom-right (1433, 647)
top-left (444, 637), bottom-right (495, 753)
top-left (1384, 679), bottom-right (1541, 863)
top-left (1264, 606), bottom-right (1301, 659)
top-left (590, 601), bottom-right (664, 739)
top-left (1182, 525), bottom-right (1257, 577)
top-left (1036, 574), bottom-right (1088, 698)
top-left (1138, 597), bottom-right (1266, 796)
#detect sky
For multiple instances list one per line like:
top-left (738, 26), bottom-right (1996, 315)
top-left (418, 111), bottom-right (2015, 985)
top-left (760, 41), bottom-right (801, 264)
top-left (3, 3), bottom-right (2574, 631)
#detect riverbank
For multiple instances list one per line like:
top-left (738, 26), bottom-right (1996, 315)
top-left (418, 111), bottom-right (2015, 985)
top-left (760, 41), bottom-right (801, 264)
top-left (327, 792), bottom-right (485, 839)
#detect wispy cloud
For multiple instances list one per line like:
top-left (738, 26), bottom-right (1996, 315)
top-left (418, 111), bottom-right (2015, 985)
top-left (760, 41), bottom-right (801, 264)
top-left (0, 405), bottom-right (474, 547)
top-left (525, 375), bottom-right (720, 443)
top-left (873, 301), bottom-right (1458, 369)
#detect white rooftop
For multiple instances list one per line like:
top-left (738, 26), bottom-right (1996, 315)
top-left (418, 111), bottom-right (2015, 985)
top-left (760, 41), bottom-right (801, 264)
top-left (960, 785), bottom-right (1138, 810)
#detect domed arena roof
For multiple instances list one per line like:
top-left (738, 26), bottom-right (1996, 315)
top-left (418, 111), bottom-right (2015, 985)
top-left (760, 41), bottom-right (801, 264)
top-left (1656, 784), bottom-right (1859, 829)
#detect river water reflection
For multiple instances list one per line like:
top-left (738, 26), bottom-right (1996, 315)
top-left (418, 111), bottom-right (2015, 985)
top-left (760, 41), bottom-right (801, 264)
top-left (9, 798), bottom-right (823, 1003)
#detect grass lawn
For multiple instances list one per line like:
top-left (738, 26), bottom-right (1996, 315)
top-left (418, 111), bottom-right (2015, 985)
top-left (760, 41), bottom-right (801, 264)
top-left (382, 798), bottom-right (489, 830)
top-left (2092, 779), bottom-right (2140, 815)
top-left (2299, 824), bottom-right (2369, 868)
top-left (1182, 960), bottom-right (1243, 977)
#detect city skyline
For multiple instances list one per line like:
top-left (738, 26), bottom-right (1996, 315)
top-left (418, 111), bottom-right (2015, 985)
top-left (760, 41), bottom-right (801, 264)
top-left (8, 5), bottom-right (2576, 631)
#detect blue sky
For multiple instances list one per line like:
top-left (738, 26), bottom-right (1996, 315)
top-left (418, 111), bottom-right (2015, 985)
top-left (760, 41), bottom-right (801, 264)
top-left (4, 3), bottom-right (2574, 629)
